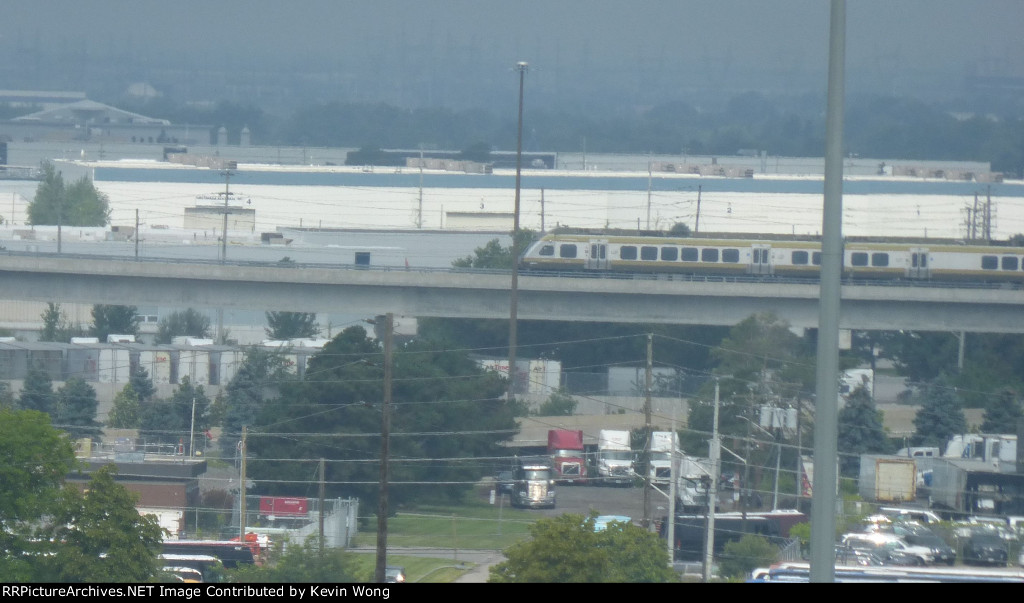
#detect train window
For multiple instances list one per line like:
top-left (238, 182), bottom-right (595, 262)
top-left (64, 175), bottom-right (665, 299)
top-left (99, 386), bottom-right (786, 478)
top-left (538, 245), bottom-right (554, 256)
top-left (1003, 256), bottom-right (1019, 271)
top-left (701, 248), bottom-right (719, 262)
top-left (812, 252), bottom-right (821, 265)
top-left (682, 247), bottom-right (699, 262)
top-left (640, 246), bottom-right (658, 261)
top-left (981, 255), bottom-right (998, 270)
top-left (851, 252), bottom-right (868, 267)
top-left (871, 253), bottom-right (889, 267)
top-left (792, 251), bottom-right (809, 265)
top-left (559, 244), bottom-right (577, 259)
top-left (620, 246), bottom-right (637, 260)
top-left (661, 247), bottom-right (678, 261)
top-left (722, 249), bottom-right (740, 263)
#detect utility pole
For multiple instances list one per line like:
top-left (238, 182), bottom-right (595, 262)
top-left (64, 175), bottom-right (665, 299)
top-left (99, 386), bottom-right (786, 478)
top-left (703, 379), bottom-right (720, 583)
top-left (220, 169), bottom-right (234, 262)
top-left (667, 404), bottom-right (677, 562)
top-left (319, 457), bottom-right (326, 553)
top-left (374, 312), bottom-right (394, 583)
top-left (135, 209), bottom-right (140, 259)
top-left (417, 147), bottom-right (424, 229)
top-left (642, 333), bottom-right (653, 529)
top-left (507, 61), bottom-right (528, 403)
top-left (694, 185), bottom-right (702, 233)
top-left (239, 426), bottom-right (247, 541)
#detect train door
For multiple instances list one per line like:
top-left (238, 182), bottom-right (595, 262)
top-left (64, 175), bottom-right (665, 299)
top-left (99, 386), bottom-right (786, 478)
top-left (750, 244), bottom-right (773, 275)
top-left (586, 239), bottom-right (609, 270)
top-left (908, 248), bottom-right (930, 279)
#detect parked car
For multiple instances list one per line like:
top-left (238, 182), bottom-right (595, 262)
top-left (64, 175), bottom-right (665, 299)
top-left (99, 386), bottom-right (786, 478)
top-left (892, 524), bottom-right (957, 566)
top-left (962, 531), bottom-right (1009, 567)
top-left (835, 545), bottom-right (887, 566)
top-left (495, 471), bottom-right (514, 496)
top-left (841, 532), bottom-right (934, 566)
top-left (385, 566), bottom-right (406, 583)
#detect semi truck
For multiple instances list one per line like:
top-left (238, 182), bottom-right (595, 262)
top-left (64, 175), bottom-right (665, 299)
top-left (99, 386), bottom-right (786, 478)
top-left (548, 429), bottom-right (588, 484)
top-left (594, 429), bottom-right (635, 486)
top-left (509, 456), bottom-right (556, 509)
top-left (858, 456), bottom-right (917, 503)
top-left (648, 431), bottom-right (679, 485)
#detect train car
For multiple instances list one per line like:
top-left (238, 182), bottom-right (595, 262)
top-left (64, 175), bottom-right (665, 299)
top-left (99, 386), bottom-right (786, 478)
top-left (519, 233), bottom-right (1024, 283)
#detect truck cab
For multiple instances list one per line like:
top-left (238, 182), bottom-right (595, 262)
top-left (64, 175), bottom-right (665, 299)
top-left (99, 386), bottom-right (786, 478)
top-left (510, 457), bottom-right (556, 509)
top-left (548, 429), bottom-right (588, 485)
top-left (595, 429), bottom-right (635, 487)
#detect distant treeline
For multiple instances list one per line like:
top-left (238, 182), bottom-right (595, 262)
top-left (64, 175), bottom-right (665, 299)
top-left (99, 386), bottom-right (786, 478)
top-left (97, 93), bottom-right (1022, 178)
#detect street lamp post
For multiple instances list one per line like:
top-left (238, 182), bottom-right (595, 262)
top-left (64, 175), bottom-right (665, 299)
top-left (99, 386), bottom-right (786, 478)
top-left (507, 61), bottom-right (527, 402)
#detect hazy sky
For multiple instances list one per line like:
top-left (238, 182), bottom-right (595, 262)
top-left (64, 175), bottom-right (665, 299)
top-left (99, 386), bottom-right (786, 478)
top-left (2, 1), bottom-right (1022, 112)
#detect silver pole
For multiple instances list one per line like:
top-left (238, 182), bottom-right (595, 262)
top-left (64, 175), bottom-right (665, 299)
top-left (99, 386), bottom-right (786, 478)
top-left (703, 380), bottom-right (720, 582)
top-left (810, 0), bottom-right (846, 583)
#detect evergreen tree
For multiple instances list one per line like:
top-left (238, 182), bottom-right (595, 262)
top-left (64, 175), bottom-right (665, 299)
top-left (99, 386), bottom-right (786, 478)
top-left (55, 378), bottom-right (102, 441)
top-left (837, 384), bottom-right (890, 475)
top-left (129, 366), bottom-right (157, 402)
top-left (18, 363), bottom-right (55, 415)
top-left (220, 347), bottom-right (293, 457)
top-left (90, 305), bottom-right (140, 342)
top-left (39, 302), bottom-right (63, 342)
top-left (38, 302), bottom-right (84, 343)
top-left (156, 309), bottom-right (211, 343)
top-left (981, 387), bottom-right (1024, 434)
top-left (251, 326), bottom-right (517, 506)
top-left (912, 375), bottom-right (968, 448)
top-left (140, 378), bottom-right (211, 451)
top-left (108, 383), bottom-right (141, 429)
top-left (265, 311), bottom-right (320, 340)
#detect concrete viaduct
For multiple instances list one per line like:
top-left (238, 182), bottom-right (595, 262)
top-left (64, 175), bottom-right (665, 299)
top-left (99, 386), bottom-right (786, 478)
top-left (1, 253), bottom-right (1023, 334)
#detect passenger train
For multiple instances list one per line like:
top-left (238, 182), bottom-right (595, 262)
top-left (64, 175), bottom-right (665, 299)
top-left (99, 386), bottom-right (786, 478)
top-left (519, 233), bottom-right (1024, 283)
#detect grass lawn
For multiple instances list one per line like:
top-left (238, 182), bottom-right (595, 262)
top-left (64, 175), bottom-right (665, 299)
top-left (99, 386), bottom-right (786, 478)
top-left (346, 553), bottom-right (472, 583)
top-left (351, 500), bottom-right (537, 550)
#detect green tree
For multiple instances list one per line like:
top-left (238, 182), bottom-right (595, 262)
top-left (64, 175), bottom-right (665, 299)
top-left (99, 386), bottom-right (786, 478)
top-left (981, 387), bottom-right (1023, 434)
top-left (55, 377), bottom-right (102, 441)
top-left (39, 302), bottom-right (85, 342)
top-left (536, 389), bottom-right (578, 416)
top-left (17, 362), bottom-right (55, 415)
top-left (452, 229), bottom-right (537, 269)
top-left (90, 304), bottom-right (140, 341)
top-left (251, 326), bottom-right (517, 506)
top-left (837, 384), bottom-right (890, 476)
top-left (28, 161), bottom-right (110, 226)
top-left (108, 383), bottom-right (141, 429)
top-left (228, 537), bottom-right (360, 583)
top-left (718, 534), bottom-right (779, 580)
top-left (129, 365), bottom-right (157, 402)
top-left (489, 513), bottom-right (676, 583)
top-left (140, 378), bottom-right (211, 449)
top-left (0, 408), bottom-right (77, 582)
top-left (36, 466), bottom-right (163, 582)
top-left (912, 375), bottom-right (968, 448)
top-left (156, 308), bottom-right (212, 343)
top-left (265, 311), bottom-right (320, 340)
top-left (220, 347), bottom-right (294, 457)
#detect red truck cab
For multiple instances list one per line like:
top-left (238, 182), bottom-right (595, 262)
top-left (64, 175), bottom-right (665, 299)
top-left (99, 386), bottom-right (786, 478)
top-left (548, 429), bottom-right (588, 484)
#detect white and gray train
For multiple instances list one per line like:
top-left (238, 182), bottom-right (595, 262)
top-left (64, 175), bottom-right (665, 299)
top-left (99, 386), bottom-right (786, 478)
top-left (520, 233), bottom-right (1024, 282)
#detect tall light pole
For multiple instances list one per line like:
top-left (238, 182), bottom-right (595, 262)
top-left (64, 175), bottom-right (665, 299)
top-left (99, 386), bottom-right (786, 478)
top-left (507, 61), bottom-right (527, 402)
top-left (810, 0), bottom-right (846, 583)
top-left (220, 169), bottom-right (234, 262)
